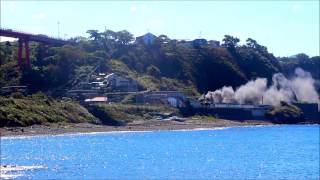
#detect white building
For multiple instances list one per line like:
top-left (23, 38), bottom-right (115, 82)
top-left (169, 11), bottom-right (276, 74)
top-left (104, 73), bottom-right (138, 92)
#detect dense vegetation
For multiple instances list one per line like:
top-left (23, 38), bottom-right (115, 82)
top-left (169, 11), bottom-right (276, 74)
top-left (278, 53), bottom-right (320, 80)
top-left (0, 93), bottom-right (97, 127)
top-left (0, 29), bottom-right (319, 127)
top-left (1, 29), bottom-right (318, 96)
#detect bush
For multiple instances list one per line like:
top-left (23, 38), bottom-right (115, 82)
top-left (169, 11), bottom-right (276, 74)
top-left (88, 104), bottom-right (178, 126)
top-left (266, 102), bottom-right (304, 124)
top-left (0, 96), bottom-right (97, 127)
top-left (87, 105), bottom-right (127, 126)
top-left (147, 65), bottom-right (161, 77)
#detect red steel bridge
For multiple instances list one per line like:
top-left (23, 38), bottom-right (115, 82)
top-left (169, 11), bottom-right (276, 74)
top-left (0, 28), bottom-right (70, 67)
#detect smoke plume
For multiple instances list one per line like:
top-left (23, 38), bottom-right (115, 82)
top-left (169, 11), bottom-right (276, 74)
top-left (205, 68), bottom-right (320, 107)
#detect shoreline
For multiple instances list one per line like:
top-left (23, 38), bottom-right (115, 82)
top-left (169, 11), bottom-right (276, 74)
top-left (1, 119), bottom-right (317, 138)
top-left (1, 119), bottom-right (275, 137)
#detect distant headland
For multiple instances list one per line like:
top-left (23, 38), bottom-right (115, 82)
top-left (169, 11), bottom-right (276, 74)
top-left (0, 29), bottom-right (319, 135)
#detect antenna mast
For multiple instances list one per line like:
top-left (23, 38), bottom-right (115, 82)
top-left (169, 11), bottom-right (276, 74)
top-left (57, 21), bottom-right (60, 38)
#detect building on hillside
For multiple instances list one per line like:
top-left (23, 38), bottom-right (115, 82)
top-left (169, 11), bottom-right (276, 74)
top-left (104, 73), bottom-right (138, 92)
top-left (189, 101), bottom-right (273, 120)
top-left (84, 96), bottom-right (108, 104)
top-left (208, 40), bottom-right (220, 48)
top-left (135, 33), bottom-right (157, 45)
top-left (90, 81), bottom-right (106, 90)
top-left (189, 99), bottom-right (202, 108)
top-left (192, 39), bottom-right (208, 47)
top-left (178, 39), bottom-right (220, 48)
top-left (136, 91), bottom-right (187, 108)
top-left (178, 40), bottom-right (193, 48)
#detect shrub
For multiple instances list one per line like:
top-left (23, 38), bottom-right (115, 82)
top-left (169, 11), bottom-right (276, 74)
top-left (266, 102), bottom-right (304, 124)
top-left (0, 96), bottom-right (97, 127)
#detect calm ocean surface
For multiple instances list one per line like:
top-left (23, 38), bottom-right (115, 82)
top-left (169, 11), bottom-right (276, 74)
top-left (1, 125), bottom-right (319, 180)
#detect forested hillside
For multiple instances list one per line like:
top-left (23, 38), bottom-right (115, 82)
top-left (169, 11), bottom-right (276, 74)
top-left (1, 29), bottom-right (319, 96)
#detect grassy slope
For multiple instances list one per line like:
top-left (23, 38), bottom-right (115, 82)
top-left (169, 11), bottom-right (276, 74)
top-left (0, 95), bottom-right (97, 127)
top-left (87, 104), bottom-right (178, 126)
top-left (0, 94), bottom-right (179, 127)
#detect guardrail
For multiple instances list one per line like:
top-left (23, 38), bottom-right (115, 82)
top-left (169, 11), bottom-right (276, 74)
top-left (0, 27), bottom-right (68, 42)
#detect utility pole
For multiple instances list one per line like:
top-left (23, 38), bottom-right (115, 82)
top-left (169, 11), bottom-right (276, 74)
top-left (57, 21), bottom-right (60, 38)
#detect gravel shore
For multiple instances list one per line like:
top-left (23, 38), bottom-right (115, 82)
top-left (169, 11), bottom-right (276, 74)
top-left (0, 119), bottom-right (274, 137)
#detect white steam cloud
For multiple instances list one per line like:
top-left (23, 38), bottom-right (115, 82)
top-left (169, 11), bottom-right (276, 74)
top-left (205, 68), bottom-right (320, 107)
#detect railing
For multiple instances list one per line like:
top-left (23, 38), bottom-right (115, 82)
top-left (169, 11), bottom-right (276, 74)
top-left (0, 27), bottom-right (68, 42)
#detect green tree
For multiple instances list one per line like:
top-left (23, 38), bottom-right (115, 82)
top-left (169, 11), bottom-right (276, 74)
top-left (147, 65), bottom-right (161, 77)
top-left (295, 53), bottom-right (309, 62)
top-left (221, 35), bottom-right (240, 49)
top-left (245, 38), bottom-right (267, 53)
top-left (86, 30), bottom-right (101, 41)
top-left (0, 42), bottom-right (12, 65)
top-left (115, 30), bottom-right (134, 46)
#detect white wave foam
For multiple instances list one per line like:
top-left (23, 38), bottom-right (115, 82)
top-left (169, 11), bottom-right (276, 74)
top-left (170, 127), bottom-right (231, 132)
top-left (0, 165), bottom-right (44, 179)
top-left (0, 173), bottom-right (23, 180)
top-left (0, 165), bottom-right (44, 172)
top-left (0, 130), bottom-right (155, 140)
top-left (1, 124), bottom-right (280, 140)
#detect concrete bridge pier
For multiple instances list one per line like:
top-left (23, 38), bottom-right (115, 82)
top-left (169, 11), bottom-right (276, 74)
top-left (18, 39), bottom-right (23, 66)
top-left (17, 38), bottom-right (30, 67)
top-left (25, 39), bottom-right (30, 66)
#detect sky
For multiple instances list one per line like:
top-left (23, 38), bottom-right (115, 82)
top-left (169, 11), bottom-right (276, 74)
top-left (1, 0), bottom-right (319, 57)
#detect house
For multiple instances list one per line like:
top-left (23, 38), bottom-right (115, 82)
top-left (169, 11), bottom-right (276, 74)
top-left (90, 82), bottom-right (106, 90)
top-left (189, 101), bottom-right (273, 120)
top-left (192, 39), bottom-right (207, 47)
top-left (135, 33), bottom-right (157, 45)
top-left (208, 40), bottom-right (220, 48)
top-left (178, 40), bottom-right (193, 48)
top-left (178, 39), bottom-right (208, 48)
top-left (189, 99), bottom-right (202, 108)
top-left (104, 73), bottom-right (138, 92)
top-left (136, 91), bottom-right (187, 108)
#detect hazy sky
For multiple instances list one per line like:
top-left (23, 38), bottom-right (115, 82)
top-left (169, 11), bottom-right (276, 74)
top-left (1, 0), bottom-right (319, 57)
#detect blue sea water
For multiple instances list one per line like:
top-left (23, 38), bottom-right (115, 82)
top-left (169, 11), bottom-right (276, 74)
top-left (0, 125), bottom-right (319, 180)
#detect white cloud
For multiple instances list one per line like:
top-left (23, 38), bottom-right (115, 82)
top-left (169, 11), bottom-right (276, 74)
top-left (147, 18), bottom-right (164, 31)
top-left (140, 4), bottom-right (147, 11)
top-left (7, 1), bottom-right (17, 11)
top-left (291, 4), bottom-right (303, 12)
top-left (130, 5), bottom-right (137, 13)
top-left (32, 12), bottom-right (46, 20)
top-left (129, 4), bottom-right (148, 13)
